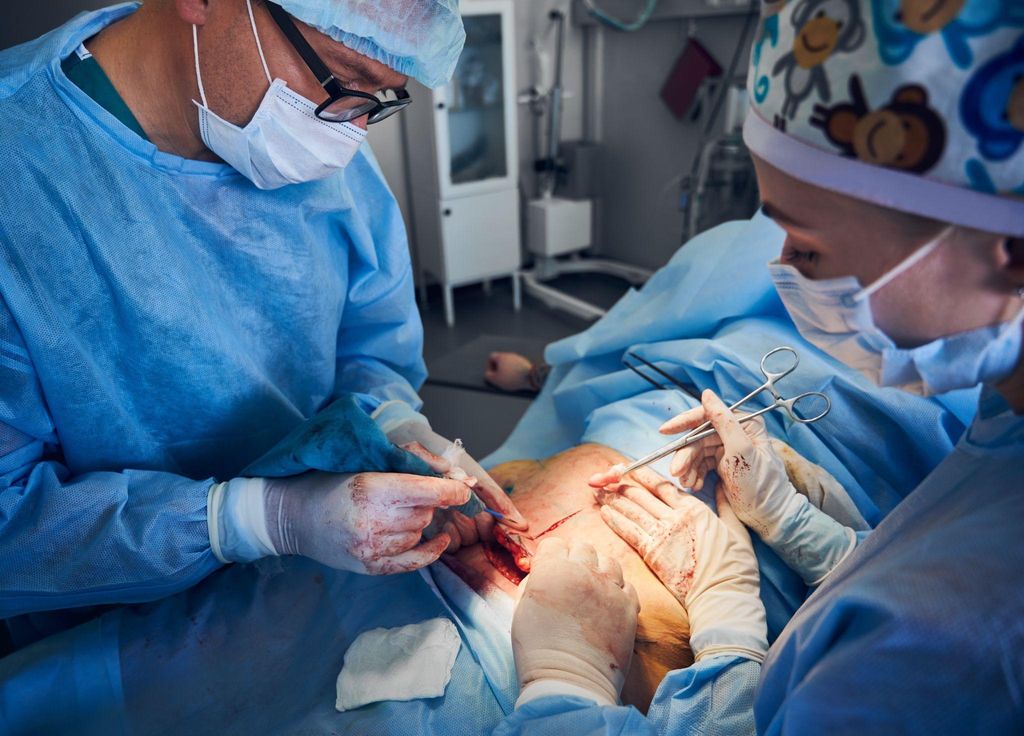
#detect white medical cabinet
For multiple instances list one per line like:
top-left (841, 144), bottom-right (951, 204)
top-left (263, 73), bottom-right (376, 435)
top-left (403, 0), bottom-right (521, 326)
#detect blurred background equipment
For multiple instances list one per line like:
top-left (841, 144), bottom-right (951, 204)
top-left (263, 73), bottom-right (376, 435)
top-left (403, 0), bottom-right (522, 327)
top-left (519, 8), bottom-right (652, 323)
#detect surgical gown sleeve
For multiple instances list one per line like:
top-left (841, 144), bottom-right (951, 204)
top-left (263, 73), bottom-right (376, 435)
top-left (494, 657), bottom-right (759, 735)
top-left (332, 149), bottom-right (427, 417)
top-left (0, 306), bottom-right (219, 619)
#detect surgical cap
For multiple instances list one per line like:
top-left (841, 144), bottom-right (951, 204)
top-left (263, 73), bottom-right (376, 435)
top-left (745, 0), bottom-right (1024, 237)
top-left (278, 0), bottom-right (466, 89)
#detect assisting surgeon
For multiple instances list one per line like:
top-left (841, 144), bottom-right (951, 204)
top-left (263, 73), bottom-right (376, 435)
top-left (0, 0), bottom-right (528, 645)
top-left (497, 1), bottom-right (1024, 733)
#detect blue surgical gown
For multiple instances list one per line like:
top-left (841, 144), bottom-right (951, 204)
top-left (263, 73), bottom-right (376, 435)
top-left (496, 388), bottom-right (1024, 734)
top-left (0, 5), bottom-right (425, 626)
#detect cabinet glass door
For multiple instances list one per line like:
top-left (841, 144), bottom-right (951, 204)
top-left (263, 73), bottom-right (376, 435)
top-left (446, 13), bottom-right (507, 186)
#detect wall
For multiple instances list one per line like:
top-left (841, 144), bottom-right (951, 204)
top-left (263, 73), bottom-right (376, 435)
top-left (594, 12), bottom-right (751, 268)
top-left (1, 0), bottom-right (110, 51)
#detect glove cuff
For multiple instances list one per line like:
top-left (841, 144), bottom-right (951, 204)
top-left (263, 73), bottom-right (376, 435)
top-left (689, 625), bottom-right (768, 664)
top-left (694, 644), bottom-right (767, 664)
top-left (373, 400), bottom-right (430, 437)
top-left (208, 477), bottom-right (275, 563)
top-left (687, 586), bottom-right (768, 664)
top-left (516, 679), bottom-right (616, 709)
top-left (767, 495), bottom-right (858, 587)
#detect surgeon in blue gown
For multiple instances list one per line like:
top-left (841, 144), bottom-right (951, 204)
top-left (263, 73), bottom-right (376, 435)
top-left (0, 0), bottom-right (530, 668)
top-left (497, 2), bottom-right (1024, 733)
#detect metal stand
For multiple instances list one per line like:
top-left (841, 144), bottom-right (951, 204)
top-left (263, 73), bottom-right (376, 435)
top-left (520, 255), bottom-right (651, 321)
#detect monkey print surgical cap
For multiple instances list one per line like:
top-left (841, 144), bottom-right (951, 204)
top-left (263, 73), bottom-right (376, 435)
top-left (744, 0), bottom-right (1024, 237)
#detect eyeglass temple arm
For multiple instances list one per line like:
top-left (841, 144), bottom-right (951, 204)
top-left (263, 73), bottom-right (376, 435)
top-left (265, 2), bottom-right (337, 90)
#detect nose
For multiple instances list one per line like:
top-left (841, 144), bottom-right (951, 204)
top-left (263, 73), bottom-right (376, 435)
top-left (352, 115), bottom-right (369, 131)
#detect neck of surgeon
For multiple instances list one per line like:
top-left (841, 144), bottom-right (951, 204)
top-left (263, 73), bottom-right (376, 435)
top-left (997, 340), bottom-right (1024, 414)
top-left (86, 2), bottom-right (213, 160)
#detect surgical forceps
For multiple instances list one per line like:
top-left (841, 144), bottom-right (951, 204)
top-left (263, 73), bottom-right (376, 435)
top-left (619, 346), bottom-right (831, 475)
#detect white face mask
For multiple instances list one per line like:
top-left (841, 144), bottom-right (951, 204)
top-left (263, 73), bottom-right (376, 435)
top-left (768, 228), bottom-right (1024, 396)
top-left (191, 0), bottom-right (367, 190)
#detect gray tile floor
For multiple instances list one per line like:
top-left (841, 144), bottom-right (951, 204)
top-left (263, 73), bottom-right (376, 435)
top-left (418, 273), bottom-right (632, 458)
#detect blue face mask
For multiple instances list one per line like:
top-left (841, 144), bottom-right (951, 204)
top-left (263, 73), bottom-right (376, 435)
top-left (769, 229), bottom-right (1024, 396)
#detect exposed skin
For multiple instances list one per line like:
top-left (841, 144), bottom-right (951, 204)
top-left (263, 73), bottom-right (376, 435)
top-left (85, 0), bottom-right (409, 161)
top-left (447, 445), bottom-right (694, 711)
top-left (752, 155), bottom-right (1024, 412)
top-left (485, 352), bottom-right (535, 393)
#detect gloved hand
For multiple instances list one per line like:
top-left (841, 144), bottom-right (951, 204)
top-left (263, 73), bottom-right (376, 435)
top-left (660, 389), bottom-right (859, 586)
top-left (511, 538), bottom-right (640, 707)
top-left (597, 480), bottom-right (767, 663)
top-left (399, 439), bottom-right (498, 553)
top-left (384, 417), bottom-right (529, 532)
top-left (208, 470), bottom-right (472, 574)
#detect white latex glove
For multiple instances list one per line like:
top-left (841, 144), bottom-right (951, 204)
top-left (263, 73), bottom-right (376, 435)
top-left (383, 418), bottom-right (529, 532)
top-left (598, 480), bottom-right (767, 663)
top-left (208, 470), bottom-right (472, 574)
top-left (512, 538), bottom-right (640, 707)
top-left (399, 439), bottom-right (497, 553)
top-left (770, 438), bottom-right (870, 531)
top-left (661, 389), bottom-right (859, 586)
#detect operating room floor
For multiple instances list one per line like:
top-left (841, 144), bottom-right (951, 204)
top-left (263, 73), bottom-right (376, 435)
top-left (418, 273), bottom-right (631, 459)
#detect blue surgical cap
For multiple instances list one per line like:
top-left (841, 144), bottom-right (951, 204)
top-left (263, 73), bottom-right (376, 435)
top-left (278, 0), bottom-right (466, 89)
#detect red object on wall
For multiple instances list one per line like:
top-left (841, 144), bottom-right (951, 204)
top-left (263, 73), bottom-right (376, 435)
top-left (660, 38), bottom-right (723, 120)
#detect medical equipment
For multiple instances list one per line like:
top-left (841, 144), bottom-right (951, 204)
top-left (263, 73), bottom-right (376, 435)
top-left (618, 347), bottom-right (831, 476)
top-left (679, 1), bottom-right (759, 242)
top-left (404, 0), bottom-right (522, 327)
top-left (664, 388), bottom-right (860, 588)
top-left (519, 9), bottom-right (653, 322)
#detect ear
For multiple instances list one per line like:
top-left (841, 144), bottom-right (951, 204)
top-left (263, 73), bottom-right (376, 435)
top-left (827, 108), bottom-right (859, 144)
top-left (175, 0), bottom-right (212, 27)
top-left (893, 85), bottom-right (928, 107)
top-left (1003, 237), bottom-right (1024, 296)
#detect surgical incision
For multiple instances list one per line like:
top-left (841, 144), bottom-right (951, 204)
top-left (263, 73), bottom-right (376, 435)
top-left (444, 443), bottom-right (694, 712)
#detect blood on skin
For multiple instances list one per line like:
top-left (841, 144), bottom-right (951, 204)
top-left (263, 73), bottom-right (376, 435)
top-left (482, 542), bottom-right (527, 585)
top-left (494, 525), bottom-right (533, 572)
top-left (534, 509), bottom-right (583, 538)
top-left (492, 508), bottom-right (588, 574)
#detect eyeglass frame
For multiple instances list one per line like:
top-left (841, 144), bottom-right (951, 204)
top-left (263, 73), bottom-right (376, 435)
top-left (264, 2), bottom-right (412, 125)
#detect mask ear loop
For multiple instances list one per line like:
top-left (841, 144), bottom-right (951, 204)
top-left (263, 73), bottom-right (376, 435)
top-left (855, 226), bottom-right (953, 303)
top-left (246, 0), bottom-right (273, 85)
top-left (192, 25), bottom-right (209, 107)
top-left (192, 0), bottom-right (271, 110)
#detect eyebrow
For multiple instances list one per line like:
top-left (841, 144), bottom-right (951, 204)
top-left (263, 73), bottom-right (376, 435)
top-left (761, 202), bottom-right (809, 231)
top-left (327, 50), bottom-right (395, 91)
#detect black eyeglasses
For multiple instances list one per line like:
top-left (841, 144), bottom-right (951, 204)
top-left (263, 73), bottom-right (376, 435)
top-left (265, 2), bottom-right (411, 124)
